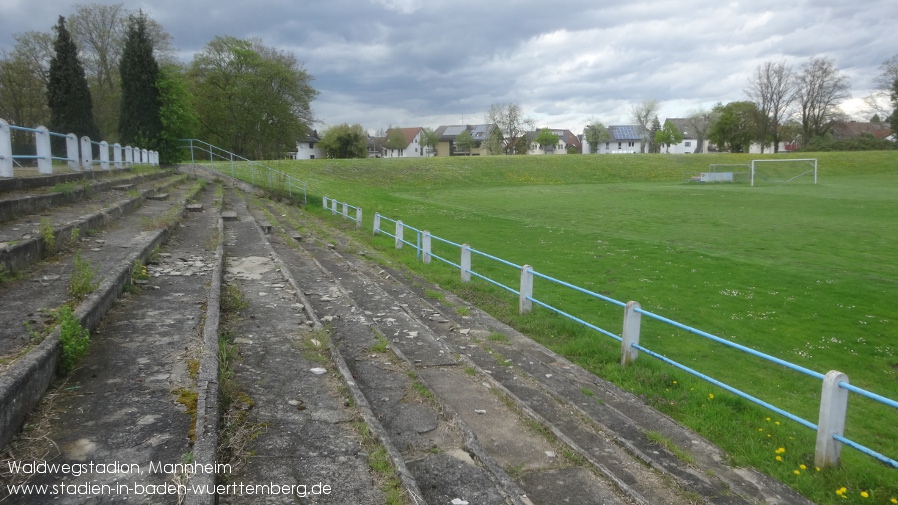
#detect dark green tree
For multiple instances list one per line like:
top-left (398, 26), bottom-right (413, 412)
top-left (655, 121), bottom-right (684, 153)
top-left (191, 36), bottom-right (317, 159)
top-left (118, 12), bottom-right (162, 148)
top-left (708, 101), bottom-right (761, 153)
top-left (648, 116), bottom-right (662, 153)
top-left (156, 64), bottom-right (198, 164)
top-left (318, 123), bottom-right (367, 159)
top-left (47, 16), bottom-right (101, 147)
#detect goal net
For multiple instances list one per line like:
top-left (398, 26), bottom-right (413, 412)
top-left (750, 159), bottom-right (817, 186)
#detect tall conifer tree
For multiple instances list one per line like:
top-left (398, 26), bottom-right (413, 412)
top-left (118, 12), bottom-right (162, 147)
top-left (47, 16), bottom-right (101, 147)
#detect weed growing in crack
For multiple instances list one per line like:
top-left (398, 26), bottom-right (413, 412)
top-left (370, 328), bottom-right (389, 353)
top-left (68, 251), bottom-right (101, 302)
top-left (39, 218), bottom-right (55, 256)
top-left (58, 305), bottom-right (89, 375)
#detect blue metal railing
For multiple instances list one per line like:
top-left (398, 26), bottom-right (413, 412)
top-left (180, 139), bottom-right (308, 204)
top-left (352, 201), bottom-right (898, 470)
top-left (1, 118), bottom-right (157, 177)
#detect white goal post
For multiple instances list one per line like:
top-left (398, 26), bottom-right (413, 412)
top-left (750, 158), bottom-right (817, 187)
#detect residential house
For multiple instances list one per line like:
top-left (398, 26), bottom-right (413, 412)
top-left (292, 130), bottom-right (322, 160)
top-left (433, 124), bottom-right (498, 156)
top-left (583, 125), bottom-right (643, 154)
top-left (526, 129), bottom-right (582, 155)
top-left (831, 120), bottom-right (893, 141)
top-left (661, 118), bottom-right (711, 154)
top-left (383, 127), bottom-right (427, 158)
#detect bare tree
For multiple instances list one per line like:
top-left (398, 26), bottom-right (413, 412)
top-left (684, 107), bottom-right (715, 153)
top-left (9, 31), bottom-right (55, 87)
top-left (485, 102), bottom-right (534, 154)
top-left (745, 61), bottom-right (795, 153)
top-left (863, 54), bottom-right (898, 120)
top-left (794, 57), bottom-right (850, 145)
top-left (628, 99), bottom-right (659, 153)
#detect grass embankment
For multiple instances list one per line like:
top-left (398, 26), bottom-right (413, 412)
top-left (229, 151), bottom-right (896, 504)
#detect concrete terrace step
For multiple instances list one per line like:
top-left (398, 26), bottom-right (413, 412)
top-left (248, 196), bottom-right (814, 505)
top-left (215, 190), bottom-right (383, 505)
top-left (0, 178), bottom-right (207, 452)
top-left (0, 172), bottom-right (187, 274)
top-left (1, 186), bottom-right (222, 505)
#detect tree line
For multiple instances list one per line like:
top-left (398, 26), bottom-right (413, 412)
top-left (583, 57), bottom-right (898, 154)
top-left (0, 3), bottom-right (317, 163)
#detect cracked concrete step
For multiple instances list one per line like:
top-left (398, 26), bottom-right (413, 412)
top-left (0, 184), bottom-right (221, 504)
top-left (249, 197), bottom-right (814, 505)
top-left (0, 172), bottom-right (188, 275)
top-left (0, 178), bottom-right (200, 361)
top-left (244, 197), bottom-right (623, 505)
top-left (216, 190), bottom-right (383, 504)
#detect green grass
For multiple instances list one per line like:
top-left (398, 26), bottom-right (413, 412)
top-left (230, 151), bottom-right (898, 504)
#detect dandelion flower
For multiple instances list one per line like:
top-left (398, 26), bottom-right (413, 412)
top-left (799, 464), bottom-right (806, 470)
top-left (766, 417), bottom-right (771, 421)
top-left (708, 393), bottom-right (714, 399)
top-left (793, 470), bottom-right (800, 475)
top-left (860, 491), bottom-right (869, 498)
top-left (776, 456), bottom-right (783, 462)
top-left (889, 498), bottom-right (896, 504)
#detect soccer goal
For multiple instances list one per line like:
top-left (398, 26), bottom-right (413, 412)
top-left (750, 159), bottom-right (817, 187)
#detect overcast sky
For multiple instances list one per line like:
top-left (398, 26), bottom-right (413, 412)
top-left (1, 0), bottom-right (896, 133)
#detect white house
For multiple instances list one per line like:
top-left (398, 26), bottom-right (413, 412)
top-left (583, 125), bottom-right (643, 154)
top-left (662, 118), bottom-right (711, 154)
top-left (383, 127), bottom-right (427, 158)
top-left (526, 129), bottom-right (582, 155)
top-left (292, 131), bottom-right (322, 160)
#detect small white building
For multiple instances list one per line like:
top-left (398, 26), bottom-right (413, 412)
top-left (663, 118), bottom-right (711, 154)
top-left (583, 125), bottom-right (643, 154)
top-left (383, 127), bottom-right (427, 158)
top-left (526, 129), bottom-right (582, 155)
top-left (292, 131), bottom-right (322, 160)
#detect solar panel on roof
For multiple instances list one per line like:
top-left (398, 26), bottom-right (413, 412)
top-left (444, 126), bottom-right (465, 136)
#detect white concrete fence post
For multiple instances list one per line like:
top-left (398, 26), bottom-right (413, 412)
top-left (0, 119), bottom-right (12, 178)
top-left (355, 207), bottom-right (362, 229)
top-left (80, 136), bottom-right (93, 170)
top-left (342, 202), bottom-right (348, 219)
top-left (422, 231), bottom-right (432, 264)
top-left (621, 301), bottom-right (642, 366)
top-left (124, 146), bottom-right (133, 166)
top-left (373, 213), bottom-right (381, 235)
top-left (460, 244), bottom-right (471, 282)
top-left (395, 220), bottom-right (404, 249)
top-left (141, 149), bottom-right (148, 164)
top-left (519, 264), bottom-right (533, 314)
top-left (113, 143), bottom-right (123, 169)
top-left (331, 199), bottom-right (338, 215)
top-left (99, 141), bottom-right (110, 170)
top-left (322, 196), bottom-right (329, 210)
top-left (815, 370), bottom-right (849, 469)
top-left (66, 134), bottom-right (79, 170)
top-left (35, 126), bottom-right (52, 174)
